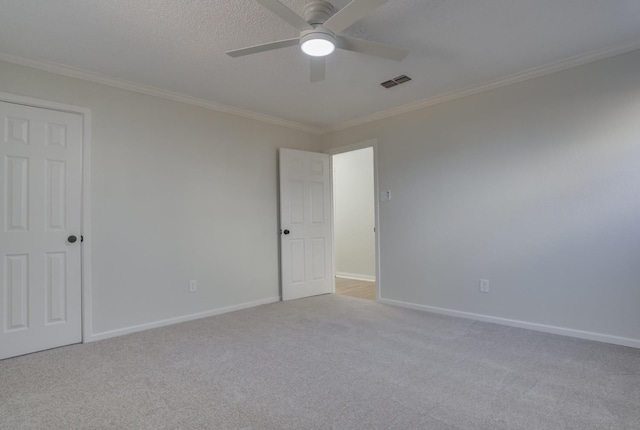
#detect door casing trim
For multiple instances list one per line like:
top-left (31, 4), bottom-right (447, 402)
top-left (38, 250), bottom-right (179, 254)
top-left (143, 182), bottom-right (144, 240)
top-left (0, 91), bottom-right (93, 343)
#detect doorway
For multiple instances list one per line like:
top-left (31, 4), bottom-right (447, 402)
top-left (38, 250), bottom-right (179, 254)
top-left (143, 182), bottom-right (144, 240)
top-left (331, 145), bottom-right (377, 301)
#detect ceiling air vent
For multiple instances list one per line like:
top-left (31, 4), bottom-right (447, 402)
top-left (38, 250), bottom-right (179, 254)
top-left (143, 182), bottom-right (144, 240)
top-left (381, 74), bottom-right (412, 89)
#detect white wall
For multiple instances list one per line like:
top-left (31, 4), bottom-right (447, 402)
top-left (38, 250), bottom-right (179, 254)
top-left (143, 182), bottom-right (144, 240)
top-left (0, 60), bottom-right (320, 337)
top-left (333, 148), bottom-right (375, 280)
top-left (321, 50), bottom-right (640, 345)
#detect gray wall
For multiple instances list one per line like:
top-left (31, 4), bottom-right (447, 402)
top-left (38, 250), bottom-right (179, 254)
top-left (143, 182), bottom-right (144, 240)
top-left (321, 50), bottom-right (640, 343)
top-left (333, 147), bottom-right (375, 280)
top-left (0, 60), bottom-right (320, 336)
top-left (3, 47), bottom-right (640, 346)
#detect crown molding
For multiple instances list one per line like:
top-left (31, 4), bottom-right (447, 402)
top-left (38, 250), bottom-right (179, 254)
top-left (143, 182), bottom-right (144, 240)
top-left (323, 39), bottom-right (640, 134)
top-left (3, 38), bottom-right (640, 136)
top-left (0, 52), bottom-right (324, 135)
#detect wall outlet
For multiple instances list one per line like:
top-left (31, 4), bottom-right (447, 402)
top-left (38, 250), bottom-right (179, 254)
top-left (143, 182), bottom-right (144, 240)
top-left (189, 280), bottom-right (198, 292)
top-left (381, 190), bottom-right (391, 201)
top-left (479, 279), bottom-right (489, 293)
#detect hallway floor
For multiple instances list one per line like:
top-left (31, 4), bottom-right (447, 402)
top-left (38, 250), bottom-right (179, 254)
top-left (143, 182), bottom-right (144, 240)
top-left (335, 277), bottom-right (376, 301)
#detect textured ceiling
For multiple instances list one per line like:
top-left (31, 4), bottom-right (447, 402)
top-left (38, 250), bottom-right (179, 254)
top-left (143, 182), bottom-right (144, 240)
top-left (2, 0), bottom-right (640, 129)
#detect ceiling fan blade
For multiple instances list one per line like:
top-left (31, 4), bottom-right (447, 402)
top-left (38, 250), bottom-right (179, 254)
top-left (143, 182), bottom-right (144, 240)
top-left (254, 0), bottom-right (313, 31)
top-left (310, 57), bottom-right (326, 82)
top-left (226, 38), bottom-right (299, 57)
top-left (323, 0), bottom-right (388, 34)
top-left (336, 35), bottom-right (408, 61)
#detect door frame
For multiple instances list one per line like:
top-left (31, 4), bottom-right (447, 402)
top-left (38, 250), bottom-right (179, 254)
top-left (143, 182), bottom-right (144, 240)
top-left (326, 139), bottom-right (381, 300)
top-left (0, 91), bottom-right (92, 343)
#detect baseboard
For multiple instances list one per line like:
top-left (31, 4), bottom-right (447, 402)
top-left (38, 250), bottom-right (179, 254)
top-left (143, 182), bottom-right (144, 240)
top-left (88, 296), bottom-right (281, 342)
top-left (378, 298), bottom-right (640, 349)
top-left (335, 272), bottom-right (376, 282)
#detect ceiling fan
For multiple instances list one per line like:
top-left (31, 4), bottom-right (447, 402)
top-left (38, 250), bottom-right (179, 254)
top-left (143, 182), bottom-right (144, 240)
top-left (226, 0), bottom-right (409, 82)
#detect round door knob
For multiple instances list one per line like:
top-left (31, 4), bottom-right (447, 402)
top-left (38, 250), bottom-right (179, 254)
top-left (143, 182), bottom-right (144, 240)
top-left (67, 235), bottom-right (77, 243)
top-left (283, 229), bottom-right (290, 235)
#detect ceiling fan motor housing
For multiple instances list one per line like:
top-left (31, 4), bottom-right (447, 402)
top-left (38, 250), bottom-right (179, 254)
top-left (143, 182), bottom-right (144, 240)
top-left (300, 27), bottom-right (336, 45)
top-left (303, 1), bottom-right (335, 25)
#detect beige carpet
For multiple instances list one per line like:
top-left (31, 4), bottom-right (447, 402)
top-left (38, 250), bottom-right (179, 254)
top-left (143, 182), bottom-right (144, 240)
top-left (1, 294), bottom-right (639, 429)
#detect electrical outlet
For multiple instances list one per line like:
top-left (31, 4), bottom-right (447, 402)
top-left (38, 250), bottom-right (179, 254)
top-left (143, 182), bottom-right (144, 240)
top-left (381, 190), bottom-right (391, 201)
top-left (479, 279), bottom-right (489, 293)
top-left (189, 280), bottom-right (198, 293)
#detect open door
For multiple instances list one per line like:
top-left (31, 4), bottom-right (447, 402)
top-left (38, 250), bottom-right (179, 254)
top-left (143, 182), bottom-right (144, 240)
top-left (279, 148), bottom-right (332, 301)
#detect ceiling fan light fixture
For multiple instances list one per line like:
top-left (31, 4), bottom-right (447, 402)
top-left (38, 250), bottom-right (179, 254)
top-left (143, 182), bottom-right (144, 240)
top-left (300, 30), bottom-right (336, 57)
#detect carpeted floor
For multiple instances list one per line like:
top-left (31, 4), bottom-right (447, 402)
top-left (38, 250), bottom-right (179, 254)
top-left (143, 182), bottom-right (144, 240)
top-left (1, 294), bottom-right (639, 430)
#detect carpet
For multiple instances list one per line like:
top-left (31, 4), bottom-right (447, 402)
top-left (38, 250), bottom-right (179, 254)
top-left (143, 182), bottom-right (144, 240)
top-left (1, 294), bottom-right (639, 429)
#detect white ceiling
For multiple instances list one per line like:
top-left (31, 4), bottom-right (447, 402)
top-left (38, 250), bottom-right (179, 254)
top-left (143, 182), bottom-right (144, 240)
top-left (2, 1), bottom-right (640, 130)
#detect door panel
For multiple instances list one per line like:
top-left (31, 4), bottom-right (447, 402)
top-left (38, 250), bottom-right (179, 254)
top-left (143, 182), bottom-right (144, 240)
top-left (280, 148), bottom-right (332, 301)
top-left (45, 252), bottom-right (67, 324)
top-left (46, 160), bottom-right (66, 230)
top-left (5, 254), bottom-right (29, 331)
top-left (5, 156), bottom-right (29, 231)
top-left (0, 101), bottom-right (82, 360)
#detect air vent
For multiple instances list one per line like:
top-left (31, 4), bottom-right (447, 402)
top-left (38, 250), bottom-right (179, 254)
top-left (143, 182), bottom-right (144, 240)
top-left (381, 74), bottom-right (412, 89)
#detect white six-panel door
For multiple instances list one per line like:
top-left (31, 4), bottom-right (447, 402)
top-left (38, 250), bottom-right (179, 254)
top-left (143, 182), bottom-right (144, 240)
top-left (279, 148), bottom-right (332, 301)
top-left (0, 101), bottom-right (82, 360)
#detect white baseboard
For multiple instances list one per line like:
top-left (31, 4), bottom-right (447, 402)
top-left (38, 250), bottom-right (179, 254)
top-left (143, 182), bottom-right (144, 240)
top-left (88, 296), bottom-right (280, 342)
top-left (335, 272), bottom-right (376, 282)
top-left (378, 298), bottom-right (640, 349)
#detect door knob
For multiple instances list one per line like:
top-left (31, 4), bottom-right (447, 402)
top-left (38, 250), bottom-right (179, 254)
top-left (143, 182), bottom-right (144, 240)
top-left (283, 229), bottom-right (290, 235)
top-left (67, 235), bottom-right (77, 243)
